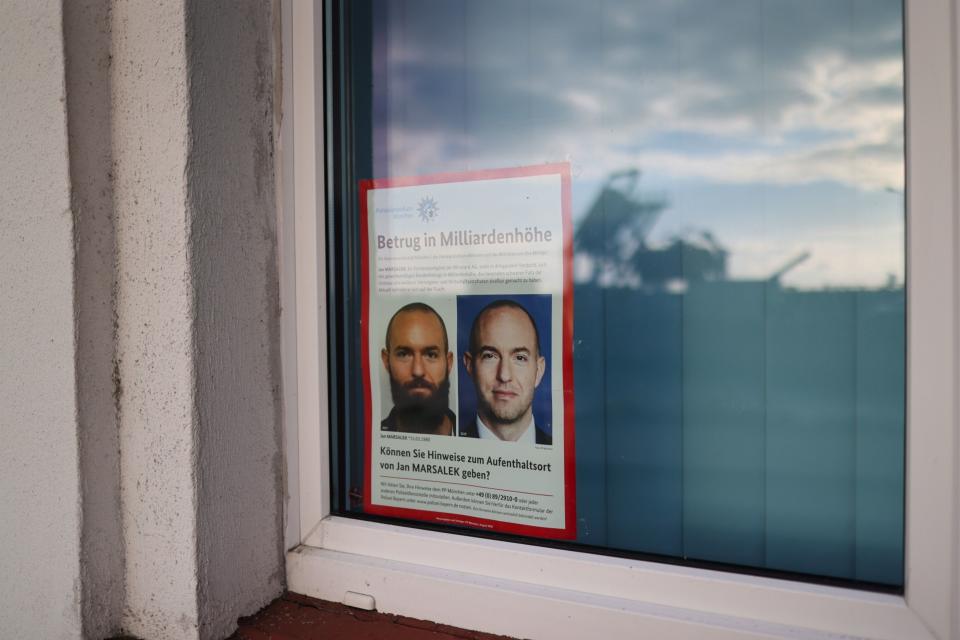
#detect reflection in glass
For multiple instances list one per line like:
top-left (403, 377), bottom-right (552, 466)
top-left (337, 0), bottom-right (905, 587)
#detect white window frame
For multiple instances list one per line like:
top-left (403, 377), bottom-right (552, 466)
top-left (279, 1), bottom-right (960, 638)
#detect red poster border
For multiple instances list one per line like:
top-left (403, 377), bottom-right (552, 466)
top-left (359, 162), bottom-right (576, 540)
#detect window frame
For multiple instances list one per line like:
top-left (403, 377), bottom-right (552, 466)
top-left (280, 1), bottom-right (960, 637)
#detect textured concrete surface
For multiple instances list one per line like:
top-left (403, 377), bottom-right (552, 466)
top-left (231, 593), bottom-right (518, 640)
top-left (111, 1), bottom-right (199, 637)
top-left (0, 3), bottom-right (83, 639)
top-left (2, 3), bottom-right (283, 636)
top-left (187, 2), bottom-right (285, 638)
top-left (110, 1), bottom-right (284, 638)
top-left (63, 0), bottom-right (125, 636)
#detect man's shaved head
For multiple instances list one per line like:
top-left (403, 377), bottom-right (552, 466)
top-left (381, 302), bottom-right (454, 434)
top-left (468, 299), bottom-right (541, 357)
top-left (385, 302), bottom-right (449, 352)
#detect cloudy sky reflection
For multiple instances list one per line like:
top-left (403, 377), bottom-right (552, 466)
top-left (365, 0), bottom-right (904, 289)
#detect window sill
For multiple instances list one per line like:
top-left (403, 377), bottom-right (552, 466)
top-left (287, 516), bottom-right (931, 640)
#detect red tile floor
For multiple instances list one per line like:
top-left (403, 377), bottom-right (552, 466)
top-left (229, 592), bottom-right (518, 640)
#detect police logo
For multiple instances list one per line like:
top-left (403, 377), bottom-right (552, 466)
top-left (417, 196), bottom-right (439, 223)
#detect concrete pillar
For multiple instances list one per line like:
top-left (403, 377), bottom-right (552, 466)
top-left (110, 0), bottom-right (204, 635)
top-left (112, 1), bottom-right (285, 638)
top-left (0, 1), bottom-right (284, 638)
top-left (185, 2), bottom-right (285, 635)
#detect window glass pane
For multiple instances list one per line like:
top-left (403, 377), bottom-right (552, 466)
top-left (328, 0), bottom-right (905, 588)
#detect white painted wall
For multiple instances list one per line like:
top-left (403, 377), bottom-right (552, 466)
top-left (111, 2), bottom-right (285, 638)
top-left (1, 2), bottom-right (284, 638)
top-left (0, 3), bottom-right (83, 639)
top-left (110, 1), bottom-right (202, 636)
top-left (64, 1), bottom-right (125, 636)
top-left (186, 3), bottom-right (286, 637)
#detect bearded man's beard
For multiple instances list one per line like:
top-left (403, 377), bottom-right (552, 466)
top-left (389, 375), bottom-right (451, 432)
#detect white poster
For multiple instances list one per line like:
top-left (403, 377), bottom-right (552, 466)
top-left (361, 164), bottom-right (575, 538)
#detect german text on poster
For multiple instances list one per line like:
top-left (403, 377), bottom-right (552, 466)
top-left (361, 163), bottom-right (575, 538)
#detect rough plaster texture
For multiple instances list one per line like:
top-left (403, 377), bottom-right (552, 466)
top-left (0, 3), bottom-right (83, 639)
top-left (1, 1), bottom-right (283, 637)
top-left (63, 0), bottom-right (126, 636)
top-left (111, 1), bottom-right (201, 637)
top-left (185, 2), bottom-right (286, 638)
top-left (111, 1), bottom-right (284, 638)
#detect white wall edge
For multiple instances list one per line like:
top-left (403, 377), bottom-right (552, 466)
top-left (312, 0), bottom-right (332, 528)
top-left (291, 0), bottom-right (328, 544)
top-left (279, 0), bottom-right (301, 554)
top-left (951, 0), bottom-right (960, 636)
top-left (904, 0), bottom-right (960, 638)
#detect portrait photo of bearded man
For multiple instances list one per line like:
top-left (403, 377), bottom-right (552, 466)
top-left (380, 302), bottom-right (456, 436)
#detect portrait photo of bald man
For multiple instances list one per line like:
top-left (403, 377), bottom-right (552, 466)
top-left (457, 295), bottom-right (553, 445)
top-left (379, 301), bottom-right (457, 436)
